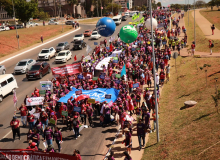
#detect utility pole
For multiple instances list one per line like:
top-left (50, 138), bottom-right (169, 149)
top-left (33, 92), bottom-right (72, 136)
top-left (194, 0), bottom-right (196, 45)
top-left (12, 0), bottom-right (19, 49)
top-left (149, 0), bottom-right (159, 143)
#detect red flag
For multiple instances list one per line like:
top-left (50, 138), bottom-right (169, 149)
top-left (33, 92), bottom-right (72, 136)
top-left (74, 55), bottom-right (77, 61)
top-left (109, 44), bottom-right (113, 52)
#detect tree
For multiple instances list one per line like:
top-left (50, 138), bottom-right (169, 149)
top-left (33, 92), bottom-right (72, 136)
top-left (141, 5), bottom-right (147, 11)
top-left (106, 3), bottom-right (122, 16)
top-left (157, 2), bottom-right (162, 7)
top-left (195, 0), bottom-right (207, 8)
top-left (3, 0), bottom-right (38, 24)
top-left (208, 0), bottom-right (216, 10)
top-left (67, 0), bottom-right (78, 18)
top-left (34, 9), bottom-right (50, 21)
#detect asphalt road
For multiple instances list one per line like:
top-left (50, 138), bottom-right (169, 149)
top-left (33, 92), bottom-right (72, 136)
top-left (0, 18), bottom-right (131, 159)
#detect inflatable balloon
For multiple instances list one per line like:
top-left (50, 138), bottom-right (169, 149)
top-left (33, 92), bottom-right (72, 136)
top-left (145, 18), bottom-right (158, 30)
top-left (96, 17), bottom-right (116, 37)
top-left (119, 25), bottom-right (138, 44)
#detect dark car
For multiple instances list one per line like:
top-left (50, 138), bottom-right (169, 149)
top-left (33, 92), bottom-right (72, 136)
top-left (122, 16), bottom-right (127, 21)
top-left (26, 62), bottom-right (50, 80)
top-left (56, 42), bottom-right (70, 52)
top-left (9, 25), bottom-right (16, 30)
top-left (73, 40), bottom-right (86, 50)
top-left (16, 24), bottom-right (24, 29)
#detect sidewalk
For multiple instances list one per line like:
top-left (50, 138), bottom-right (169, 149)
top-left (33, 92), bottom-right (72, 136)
top-left (191, 9), bottom-right (220, 40)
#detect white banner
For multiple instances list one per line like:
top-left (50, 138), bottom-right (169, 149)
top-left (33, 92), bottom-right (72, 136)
top-left (26, 97), bottom-right (44, 106)
top-left (40, 81), bottom-right (53, 90)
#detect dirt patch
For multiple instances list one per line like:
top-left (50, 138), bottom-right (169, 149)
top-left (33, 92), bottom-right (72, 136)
top-left (0, 25), bottom-right (73, 57)
top-left (200, 9), bottom-right (220, 30)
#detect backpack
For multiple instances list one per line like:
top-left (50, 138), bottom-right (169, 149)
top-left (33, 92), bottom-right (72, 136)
top-left (211, 43), bottom-right (214, 47)
top-left (73, 120), bottom-right (77, 127)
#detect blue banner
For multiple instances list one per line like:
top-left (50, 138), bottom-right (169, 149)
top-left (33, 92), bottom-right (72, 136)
top-left (74, 107), bottom-right (81, 112)
top-left (58, 88), bottom-right (120, 103)
top-left (94, 42), bottom-right (98, 45)
top-left (133, 83), bottom-right (139, 88)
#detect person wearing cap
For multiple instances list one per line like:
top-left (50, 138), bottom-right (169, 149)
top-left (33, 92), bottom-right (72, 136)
top-left (137, 119), bottom-right (146, 151)
top-left (10, 116), bottom-right (20, 142)
top-left (27, 142), bottom-right (38, 151)
top-left (72, 116), bottom-right (81, 139)
top-left (40, 108), bottom-right (48, 131)
top-left (44, 126), bottom-right (53, 146)
top-left (53, 127), bottom-right (62, 153)
top-left (17, 103), bottom-right (28, 127)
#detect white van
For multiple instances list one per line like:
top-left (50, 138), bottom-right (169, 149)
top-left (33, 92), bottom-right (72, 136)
top-left (0, 74), bottom-right (18, 102)
top-left (112, 15), bottom-right (122, 26)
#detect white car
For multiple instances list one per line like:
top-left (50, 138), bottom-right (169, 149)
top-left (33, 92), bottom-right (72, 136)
top-left (14, 59), bottom-right (36, 74)
top-left (55, 50), bottom-right (72, 63)
top-left (91, 31), bottom-right (101, 40)
top-left (48, 21), bottom-right (59, 25)
top-left (28, 22), bottom-right (39, 27)
top-left (124, 12), bottom-right (129, 16)
top-left (0, 26), bottom-right (10, 31)
top-left (38, 47), bottom-right (56, 60)
top-left (73, 34), bottom-right (84, 41)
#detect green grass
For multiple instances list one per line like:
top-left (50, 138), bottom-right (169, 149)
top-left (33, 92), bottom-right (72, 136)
top-left (184, 11), bottom-right (220, 53)
top-left (142, 57), bottom-right (220, 160)
top-left (200, 8), bottom-right (220, 30)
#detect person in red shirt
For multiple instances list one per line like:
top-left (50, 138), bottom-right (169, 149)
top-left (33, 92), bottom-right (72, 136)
top-left (191, 42), bottom-right (195, 56)
top-left (34, 87), bottom-right (40, 97)
top-left (72, 149), bottom-right (82, 160)
top-left (49, 112), bottom-right (57, 130)
top-left (17, 103), bottom-right (27, 127)
top-left (209, 40), bottom-right (214, 55)
top-left (35, 106), bottom-right (42, 113)
top-left (10, 116), bottom-right (20, 142)
top-left (40, 109), bottom-right (48, 131)
top-left (27, 113), bottom-right (35, 130)
top-left (128, 79), bottom-right (133, 94)
top-left (26, 142), bottom-right (38, 151)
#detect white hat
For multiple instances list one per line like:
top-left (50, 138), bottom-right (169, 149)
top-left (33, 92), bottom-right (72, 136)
top-left (41, 109), bottom-right (45, 111)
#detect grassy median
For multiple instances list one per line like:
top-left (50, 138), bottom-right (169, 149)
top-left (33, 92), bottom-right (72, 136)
top-left (142, 57), bottom-right (220, 159)
top-left (0, 25), bottom-right (74, 57)
top-left (184, 11), bottom-right (220, 53)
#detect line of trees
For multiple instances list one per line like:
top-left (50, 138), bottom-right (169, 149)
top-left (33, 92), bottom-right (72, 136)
top-left (208, 0), bottom-right (220, 10)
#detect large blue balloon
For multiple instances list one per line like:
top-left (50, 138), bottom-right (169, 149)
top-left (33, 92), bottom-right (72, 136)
top-left (96, 17), bottom-right (116, 37)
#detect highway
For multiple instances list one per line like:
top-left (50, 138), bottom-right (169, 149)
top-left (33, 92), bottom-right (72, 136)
top-left (0, 18), bottom-right (131, 159)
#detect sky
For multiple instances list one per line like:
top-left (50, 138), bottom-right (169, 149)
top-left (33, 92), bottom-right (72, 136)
top-left (159, 0), bottom-right (210, 6)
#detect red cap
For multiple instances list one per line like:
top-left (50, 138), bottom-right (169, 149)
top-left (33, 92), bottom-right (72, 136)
top-left (74, 116), bottom-right (78, 119)
top-left (31, 142), bottom-right (36, 147)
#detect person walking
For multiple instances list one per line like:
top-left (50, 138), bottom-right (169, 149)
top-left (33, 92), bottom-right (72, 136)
top-left (17, 103), bottom-right (27, 127)
top-left (10, 116), bottom-right (20, 142)
top-left (137, 119), bottom-right (146, 151)
top-left (53, 127), bottom-right (62, 153)
top-left (32, 129), bottom-right (40, 148)
top-left (191, 41), bottom-right (195, 56)
top-left (124, 128), bottom-right (132, 155)
top-left (43, 126), bottom-right (53, 146)
top-left (209, 40), bottom-right (214, 55)
top-left (27, 113), bottom-right (35, 130)
top-left (73, 116), bottom-right (81, 139)
top-left (211, 24), bottom-right (215, 35)
top-left (41, 35), bottom-right (43, 43)
top-left (43, 21), bottom-right (45, 26)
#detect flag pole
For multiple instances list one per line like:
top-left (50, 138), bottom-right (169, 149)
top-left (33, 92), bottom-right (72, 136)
top-left (149, 0), bottom-right (159, 143)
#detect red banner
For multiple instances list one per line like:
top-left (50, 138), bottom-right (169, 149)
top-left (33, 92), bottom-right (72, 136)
top-left (0, 149), bottom-right (77, 160)
top-left (52, 63), bottom-right (82, 77)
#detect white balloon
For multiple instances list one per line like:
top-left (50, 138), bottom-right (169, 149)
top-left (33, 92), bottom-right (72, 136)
top-left (145, 18), bottom-right (158, 30)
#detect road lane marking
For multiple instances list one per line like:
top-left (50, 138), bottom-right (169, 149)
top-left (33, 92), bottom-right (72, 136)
top-left (0, 27), bottom-right (81, 65)
top-left (0, 130), bottom-right (12, 141)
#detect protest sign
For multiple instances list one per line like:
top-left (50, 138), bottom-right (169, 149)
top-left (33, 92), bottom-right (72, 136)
top-left (92, 77), bottom-right (98, 81)
top-left (105, 94), bottom-right (112, 99)
top-left (75, 90), bottom-right (82, 95)
top-left (26, 97), bottom-right (44, 106)
top-left (61, 111), bottom-right (68, 117)
top-left (49, 119), bottom-right (56, 124)
top-left (74, 107), bottom-right (81, 112)
top-left (40, 81), bottom-right (52, 90)
top-left (88, 99), bottom-right (95, 104)
top-left (39, 90), bottom-right (46, 95)
top-left (133, 83), bottom-right (139, 88)
top-left (105, 77), bottom-right (111, 81)
top-left (115, 74), bottom-right (121, 79)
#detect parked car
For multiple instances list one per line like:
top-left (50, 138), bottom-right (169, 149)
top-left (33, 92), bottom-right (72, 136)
top-left (56, 42), bottom-right (70, 52)
top-left (8, 25), bottom-right (16, 30)
top-left (0, 74), bottom-right (18, 102)
top-left (84, 30), bottom-right (92, 37)
top-left (65, 20), bottom-right (74, 25)
top-left (0, 65), bottom-right (6, 75)
top-left (91, 31), bottom-right (101, 40)
top-left (26, 62), bottom-right (50, 80)
top-left (73, 34), bottom-right (84, 41)
top-left (0, 26), bottom-right (10, 31)
top-left (37, 47), bottom-right (56, 60)
top-left (55, 50), bottom-right (72, 63)
top-left (73, 40), bottom-right (87, 50)
top-left (16, 24), bottom-right (24, 29)
top-left (28, 22), bottom-right (38, 27)
top-left (48, 20), bottom-right (59, 25)
top-left (122, 16), bottom-right (127, 21)
top-left (14, 59), bottom-right (36, 74)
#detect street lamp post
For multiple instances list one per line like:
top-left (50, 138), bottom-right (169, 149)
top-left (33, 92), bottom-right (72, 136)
top-left (12, 0), bottom-right (19, 49)
top-left (149, 0), bottom-right (159, 143)
top-left (194, 0), bottom-right (196, 45)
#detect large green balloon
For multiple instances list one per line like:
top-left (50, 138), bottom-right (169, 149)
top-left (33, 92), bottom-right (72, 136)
top-left (119, 25), bottom-right (138, 43)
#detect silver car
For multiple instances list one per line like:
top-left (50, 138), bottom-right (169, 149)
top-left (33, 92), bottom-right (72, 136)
top-left (0, 65), bottom-right (6, 75)
top-left (14, 59), bottom-right (36, 74)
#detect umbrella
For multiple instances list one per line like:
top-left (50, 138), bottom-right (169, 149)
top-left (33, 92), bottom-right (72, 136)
top-left (75, 94), bottom-right (90, 101)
